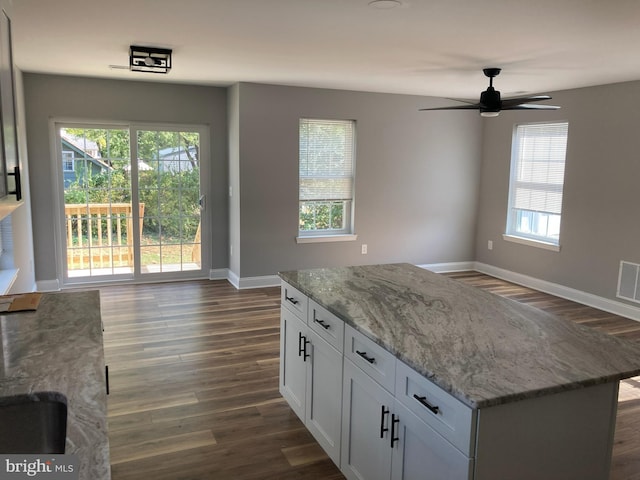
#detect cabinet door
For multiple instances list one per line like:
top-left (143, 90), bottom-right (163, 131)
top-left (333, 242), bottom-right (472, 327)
top-left (341, 358), bottom-right (394, 480)
top-left (390, 401), bottom-right (473, 480)
top-left (279, 307), bottom-right (308, 422)
top-left (306, 329), bottom-right (343, 466)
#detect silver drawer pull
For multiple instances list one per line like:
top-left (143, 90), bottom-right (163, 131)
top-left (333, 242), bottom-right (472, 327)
top-left (356, 350), bottom-right (376, 364)
top-left (413, 394), bottom-right (439, 415)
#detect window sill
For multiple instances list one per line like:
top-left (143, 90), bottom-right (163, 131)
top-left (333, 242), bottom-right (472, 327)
top-left (296, 234), bottom-right (358, 244)
top-left (0, 268), bottom-right (18, 294)
top-left (503, 234), bottom-right (560, 252)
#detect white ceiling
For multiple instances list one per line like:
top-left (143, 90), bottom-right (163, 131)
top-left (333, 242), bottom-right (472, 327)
top-left (9, 0), bottom-right (640, 100)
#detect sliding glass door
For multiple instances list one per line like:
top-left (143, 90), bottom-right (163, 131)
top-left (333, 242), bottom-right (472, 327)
top-left (55, 122), bottom-right (209, 284)
top-left (136, 129), bottom-right (203, 274)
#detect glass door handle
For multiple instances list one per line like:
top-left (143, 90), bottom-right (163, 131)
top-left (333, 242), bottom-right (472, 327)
top-left (199, 194), bottom-right (206, 211)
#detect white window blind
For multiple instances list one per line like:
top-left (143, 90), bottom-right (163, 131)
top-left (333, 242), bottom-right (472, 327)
top-left (512, 122), bottom-right (568, 215)
top-left (299, 119), bottom-right (354, 203)
top-left (299, 118), bottom-right (355, 234)
top-left (506, 121), bottom-right (568, 245)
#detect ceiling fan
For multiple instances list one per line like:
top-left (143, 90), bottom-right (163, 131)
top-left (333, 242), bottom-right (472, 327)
top-left (420, 68), bottom-right (560, 117)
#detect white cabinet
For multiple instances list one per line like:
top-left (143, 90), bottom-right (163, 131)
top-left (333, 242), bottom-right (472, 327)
top-left (279, 283), bottom-right (344, 465)
top-left (395, 360), bottom-right (475, 456)
top-left (309, 299), bottom-right (344, 350)
top-left (279, 306), bottom-right (307, 420)
top-left (391, 401), bottom-right (473, 480)
top-left (341, 358), bottom-right (395, 480)
top-left (281, 282), bottom-right (308, 319)
top-left (341, 329), bottom-right (472, 480)
top-left (344, 325), bottom-right (396, 393)
top-left (305, 327), bottom-right (343, 463)
top-left (280, 279), bottom-right (624, 480)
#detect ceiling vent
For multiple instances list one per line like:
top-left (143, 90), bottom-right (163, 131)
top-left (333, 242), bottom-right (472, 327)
top-left (129, 45), bottom-right (172, 74)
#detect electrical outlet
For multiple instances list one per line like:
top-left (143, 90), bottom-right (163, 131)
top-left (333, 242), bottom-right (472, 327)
top-left (361, 244), bottom-right (368, 254)
top-left (488, 240), bottom-right (493, 250)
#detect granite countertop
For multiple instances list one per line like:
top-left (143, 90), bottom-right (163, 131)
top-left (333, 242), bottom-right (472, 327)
top-left (279, 263), bottom-right (640, 409)
top-left (0, 291), bottom-right (110, 479)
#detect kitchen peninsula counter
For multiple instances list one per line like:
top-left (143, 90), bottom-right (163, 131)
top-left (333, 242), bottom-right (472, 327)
top-left (0, 291), bottom-right (110, 480)
top-left (279, 263), bottom-right (640, 409)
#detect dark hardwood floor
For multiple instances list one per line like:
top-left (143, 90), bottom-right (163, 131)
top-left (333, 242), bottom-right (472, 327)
top-left (98, 272), bottom-right (640, 480)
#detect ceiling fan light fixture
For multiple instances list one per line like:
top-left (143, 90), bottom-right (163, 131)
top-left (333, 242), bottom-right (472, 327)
top-left (129, 45), bottom-right (172, 74)
top-left (419, 68), bottom-right (560, 116)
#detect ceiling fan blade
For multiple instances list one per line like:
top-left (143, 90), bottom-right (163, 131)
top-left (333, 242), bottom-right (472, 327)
top-left (501, 95), bottom-right (553, 107)
top-left (444, 97), bottom-right (479, 105)
top-left (419, 104), bottom-right (481, 111)
top-left (502, 103), bottom-right (561, 111)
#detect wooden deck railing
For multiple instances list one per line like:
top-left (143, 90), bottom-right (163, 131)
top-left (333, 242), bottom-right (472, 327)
top-left (65, 203), bottom-right (144, 270)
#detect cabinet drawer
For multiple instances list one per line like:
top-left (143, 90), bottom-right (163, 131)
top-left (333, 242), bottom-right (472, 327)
top-left (344, 324), bottom-right (395, 393)
top-left (308, 300), bottom-right (344, 352)
top-left (281, 282), bottom-right (308, 320)
top-left (395, 360), bottom-right (476, 456)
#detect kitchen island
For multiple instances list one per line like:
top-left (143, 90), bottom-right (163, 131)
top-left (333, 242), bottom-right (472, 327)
top-left (0, 291), bottom-right (110, 480)
top-left (279, 263), bottom-right (640, 480)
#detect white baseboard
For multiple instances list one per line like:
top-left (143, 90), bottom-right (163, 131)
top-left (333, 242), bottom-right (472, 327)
top-left (226, 262), bottom-right (475, 290)
top-left (235, 274), bottom-right (281, 289)
top-left (209, 268), bottom-right (228, 280)
top-left (420, 261), bottom-right (476, 273)
top-left (474, 262), bottom-right (640, 322)
top-left (212, 268), bottom-right (280, 289)
top-left (227, 270), bottom-right (240, 289)
top-left (36, 279), bottom-right (61, 292)
top-left (226, 262), bottom-right (476, 290)
top-left (225, 270), bottom-right (280, 289)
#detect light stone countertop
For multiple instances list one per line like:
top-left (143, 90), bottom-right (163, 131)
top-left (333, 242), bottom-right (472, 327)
top-left (279, 263), bottom-right (640, 409)
top-left (0, 291), bottom-right (110, 479)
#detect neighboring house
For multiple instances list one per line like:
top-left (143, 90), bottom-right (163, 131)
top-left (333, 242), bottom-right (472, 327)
top-left (61, 133), bottom-right (112, 187)
top-left (156, 145), bottom-right (199, 173)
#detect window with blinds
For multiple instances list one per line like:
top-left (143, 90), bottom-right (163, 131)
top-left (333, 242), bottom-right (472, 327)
top-left (299, 118), bottom-right (355, 235)
top-left (506, 121), bottom-right (569, 245)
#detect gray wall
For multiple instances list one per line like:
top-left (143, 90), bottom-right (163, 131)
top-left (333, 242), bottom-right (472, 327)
top-left (232, 82), bottom-right (483, 278)
top-left (23, 74), bottom-right (228, 284)
top-left (23, 74), bottom-right (638, 303)
top-left (475, 80), bottom-right (640, 303)
top-left (228, 84), bottom-right (240, 275)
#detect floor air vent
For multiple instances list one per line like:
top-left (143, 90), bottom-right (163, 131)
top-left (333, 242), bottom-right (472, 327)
top-left (617, 261), bottom-right (640, 304)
